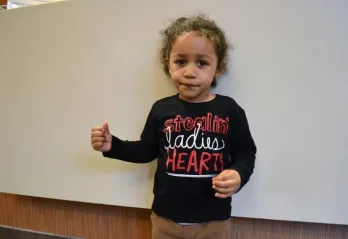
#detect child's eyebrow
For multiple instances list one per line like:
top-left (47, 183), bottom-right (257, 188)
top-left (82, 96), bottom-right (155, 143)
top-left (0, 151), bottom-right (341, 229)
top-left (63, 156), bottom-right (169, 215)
top-left (173, 53), bottom-right (212, 59)
top-left (196, 54), bottom-right (212, 59)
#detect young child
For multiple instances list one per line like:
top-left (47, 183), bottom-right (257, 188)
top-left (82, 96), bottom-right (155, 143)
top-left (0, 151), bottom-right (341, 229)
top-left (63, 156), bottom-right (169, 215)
top-left (91, 13), bottom-right (257, 239)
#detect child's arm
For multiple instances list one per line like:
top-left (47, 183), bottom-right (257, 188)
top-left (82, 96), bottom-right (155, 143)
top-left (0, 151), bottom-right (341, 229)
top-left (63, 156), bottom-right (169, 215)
top-left (228, 106), bottom-right (257, 191)
top-left (102, 135), bottom-right (158, 163)
top-left (101, 110), bottom-right (158, 163)
top-left (212, 105), bottom-right (257, 198)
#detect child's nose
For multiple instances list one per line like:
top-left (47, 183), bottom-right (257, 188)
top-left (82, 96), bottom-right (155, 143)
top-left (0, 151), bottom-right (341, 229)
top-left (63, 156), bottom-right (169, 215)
top-left (183, 64), bottom-right (197, 79)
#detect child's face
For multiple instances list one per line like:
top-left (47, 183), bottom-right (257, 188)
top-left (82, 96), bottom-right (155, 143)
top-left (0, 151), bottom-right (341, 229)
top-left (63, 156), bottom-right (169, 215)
top-left (168, 31), bottom-right (221, 102)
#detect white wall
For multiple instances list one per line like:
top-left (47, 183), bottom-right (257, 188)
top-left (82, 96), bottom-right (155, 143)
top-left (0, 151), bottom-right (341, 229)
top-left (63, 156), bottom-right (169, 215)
top-left (0, 0), bottom-right (347, 225)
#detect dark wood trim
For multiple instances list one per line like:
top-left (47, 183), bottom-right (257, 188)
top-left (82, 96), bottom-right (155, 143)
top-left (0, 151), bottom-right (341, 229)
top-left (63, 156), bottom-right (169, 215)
top-left (0, 193), bottom-right (347, 239)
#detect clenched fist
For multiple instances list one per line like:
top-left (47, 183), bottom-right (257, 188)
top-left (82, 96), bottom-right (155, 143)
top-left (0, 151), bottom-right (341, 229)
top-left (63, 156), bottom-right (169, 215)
top-left (91, 121), bottom-right (112, 152)
top-left (212, 169), bottom-right (241, 198)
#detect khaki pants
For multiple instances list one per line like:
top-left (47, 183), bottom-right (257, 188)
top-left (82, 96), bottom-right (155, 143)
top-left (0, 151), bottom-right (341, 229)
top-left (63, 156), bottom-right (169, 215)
top-left (150, 212), bottom-right (231, 239)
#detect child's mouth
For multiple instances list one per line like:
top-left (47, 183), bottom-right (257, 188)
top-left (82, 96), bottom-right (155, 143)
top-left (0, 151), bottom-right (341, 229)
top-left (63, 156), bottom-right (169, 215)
top-left (182, 83), bottom-right (199, 87)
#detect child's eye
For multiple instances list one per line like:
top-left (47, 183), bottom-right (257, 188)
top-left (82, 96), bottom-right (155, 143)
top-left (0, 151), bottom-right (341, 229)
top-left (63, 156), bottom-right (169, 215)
top-left (197, 60), bottom-right (209, 67)
top-left (175, 59), bottom-right (186, 65)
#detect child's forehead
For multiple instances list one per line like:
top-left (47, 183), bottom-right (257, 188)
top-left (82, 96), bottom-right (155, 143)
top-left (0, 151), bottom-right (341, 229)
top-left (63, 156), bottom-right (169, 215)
top-left (171, 31), bottom-right (215, 55)
top-left (175, 31), bottom-right (212, 42)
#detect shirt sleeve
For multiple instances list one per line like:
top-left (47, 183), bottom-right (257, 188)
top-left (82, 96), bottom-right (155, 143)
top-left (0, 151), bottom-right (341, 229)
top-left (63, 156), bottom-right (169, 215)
top-left (102, 106), bottom-right (159, 163)
top-left (228, 105), bottom-right (257, 192)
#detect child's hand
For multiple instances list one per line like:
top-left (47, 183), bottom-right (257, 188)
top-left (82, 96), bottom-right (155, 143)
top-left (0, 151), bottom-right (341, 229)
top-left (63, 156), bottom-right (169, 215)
top-left (212, 170), bottom-right (241, 198)
top-left (91, 121), bottom-right (112, 152)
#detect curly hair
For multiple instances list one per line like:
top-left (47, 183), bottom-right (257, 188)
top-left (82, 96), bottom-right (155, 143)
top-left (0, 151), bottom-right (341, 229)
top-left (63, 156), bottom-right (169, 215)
top-left (159, 13), bottom-right (232, 87)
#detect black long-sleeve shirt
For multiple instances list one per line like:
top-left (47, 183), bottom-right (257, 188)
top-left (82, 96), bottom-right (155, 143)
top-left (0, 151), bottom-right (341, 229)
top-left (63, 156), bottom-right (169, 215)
top-left (103, 94), bottom-right (257, 223)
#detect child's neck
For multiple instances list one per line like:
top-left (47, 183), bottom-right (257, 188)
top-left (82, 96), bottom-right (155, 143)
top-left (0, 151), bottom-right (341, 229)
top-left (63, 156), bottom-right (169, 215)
top-left (179, 91), bottom-right (215, 103)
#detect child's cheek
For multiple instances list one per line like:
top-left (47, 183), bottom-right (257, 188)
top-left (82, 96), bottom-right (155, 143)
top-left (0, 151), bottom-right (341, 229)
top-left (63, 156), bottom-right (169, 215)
top-left (170, 71), bottom-right (181, 82)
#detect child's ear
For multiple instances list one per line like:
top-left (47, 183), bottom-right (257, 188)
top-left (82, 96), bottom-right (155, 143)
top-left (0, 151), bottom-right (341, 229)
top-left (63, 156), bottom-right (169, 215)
top-left (215, 70), bottom-right (223, 78)
top-left (168, 63), bottom-right (172, 75)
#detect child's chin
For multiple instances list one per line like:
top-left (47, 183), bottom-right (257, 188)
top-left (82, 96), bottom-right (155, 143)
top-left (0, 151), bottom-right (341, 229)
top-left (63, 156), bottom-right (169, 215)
top-left (179, 85), bottom-right (198, 92)
top-left (179, 90), bottom-right (200, 99)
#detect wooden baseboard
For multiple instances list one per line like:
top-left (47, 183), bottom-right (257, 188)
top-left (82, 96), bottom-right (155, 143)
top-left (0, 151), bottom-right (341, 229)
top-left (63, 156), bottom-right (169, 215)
top-left (0, 224), bottom-right (82, 239)
top-left (0, 193), bottom-right (346, 239)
